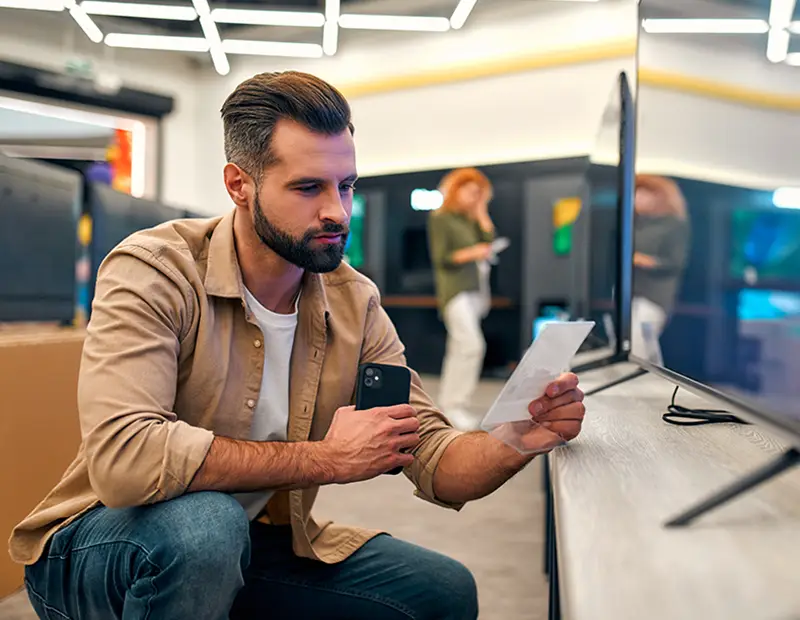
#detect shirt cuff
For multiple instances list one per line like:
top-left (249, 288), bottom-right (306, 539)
top-left (161, 421), bottom-right (215, 499)
top-left (412, 428), bottom-right (466, 511)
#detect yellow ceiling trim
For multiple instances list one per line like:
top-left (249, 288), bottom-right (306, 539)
top-left (638, 68), bottom-right (800, 113)
top-left (338, 38), bottom-right (637, 99)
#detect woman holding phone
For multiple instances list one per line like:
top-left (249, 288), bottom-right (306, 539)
top-left (427, 168), bottom-right (495, 429)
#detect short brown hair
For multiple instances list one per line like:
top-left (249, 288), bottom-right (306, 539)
top-left (221, 71), bottom-right (354, 179)
top-left (636, 174), bottom-right (687, 219)
top-left (438, 167), bottom-right (493, 213)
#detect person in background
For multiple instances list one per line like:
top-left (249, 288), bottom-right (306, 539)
top-left (427, 168), bottom-right (495, 430)
top-left (632, 174), bottom-right (691, 359)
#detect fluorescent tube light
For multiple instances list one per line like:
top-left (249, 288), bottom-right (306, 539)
top-left (450, 0), bottom-right (478, 29)
top-left (0, 0), bottom-right (63, 9)
top-left (65, 1), bottom-right (103, 43)
top-left (773, 187), bottom-right (800, 209)
top-left (769, 0), bottom-right (797, 29)
top-left (767, 27), bottom-right (790, 62)
top-left (323, 0), bottom-right (339, 55)
top-left (222, 39), bottom-right (324, 58)
top-left (199, 13), bottom-right (229, 76)
top-left (191, 0), bottom-right (209, 17)
top-left (211, 7), bottom-right (323, 27)
top-left (788, 21), bottom-right (800, 34)
top-left (338, 13), bottom-right (450, 32)
top-left (80, 1), bottom-right (197, 20)
top-left (642, 18), bottom-right (769, 34)
top-left (104, 33), bottom-right (210, 51)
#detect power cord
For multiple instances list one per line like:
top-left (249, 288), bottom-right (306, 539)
top-left (662, 385), bottom-right (749, 426)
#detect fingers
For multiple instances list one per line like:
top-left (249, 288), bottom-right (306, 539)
top-left (391, 416), bottom-right (421, 435)
top-left (545, 372), bottom-right (580, 398)
top-left (394, 433), bottom-right (421, 452)
top-left (529, 387), bottom-right (584, 416)
top-left (383, 404), bottom-right (417, 420)
top-left (392, 452), bottom-right (415, 470)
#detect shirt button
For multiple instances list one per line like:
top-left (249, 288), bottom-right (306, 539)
top-left (254, 339), bottom-right (262, 348)
top-left (246, 399), bottom-right (256, 408)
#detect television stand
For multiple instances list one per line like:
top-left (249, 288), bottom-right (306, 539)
top-left (572, 353), bottom-right (647, 396)
top-left (665, 448), bottom-right (800, 527)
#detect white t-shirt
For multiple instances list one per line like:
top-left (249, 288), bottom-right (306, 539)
top-left (231, 287), bottom-right (298, 520)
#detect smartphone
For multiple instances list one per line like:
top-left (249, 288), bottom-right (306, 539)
top-left (355, 362), bottom-right (412, 475)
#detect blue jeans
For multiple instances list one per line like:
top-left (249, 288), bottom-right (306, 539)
top-left (24, 492), bottom-right (478, 620)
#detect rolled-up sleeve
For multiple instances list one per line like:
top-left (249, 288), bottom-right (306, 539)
top-left (360, 290), bottom-right (465, 510)
top-left (79, 244), bottom-right (214, 509)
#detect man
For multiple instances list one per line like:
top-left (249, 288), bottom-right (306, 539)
top-left (10, 71), bottom-right (585, 620)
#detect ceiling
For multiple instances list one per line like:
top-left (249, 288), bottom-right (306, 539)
top-left (641, 0), bottom-right (800, 61)
top-left (86, 0), bottom-right (462, 39)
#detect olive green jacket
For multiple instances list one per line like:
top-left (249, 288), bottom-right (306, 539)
top-left (427, 211), bottom-right (494, 314)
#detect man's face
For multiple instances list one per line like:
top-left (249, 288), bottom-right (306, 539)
top-left (252, 120), bottom-right (357, 273)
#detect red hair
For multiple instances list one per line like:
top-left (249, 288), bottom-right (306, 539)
top-left (437, 167), bottom-right (493, 214)
top-left (636, 174), bottom-right (687, 220)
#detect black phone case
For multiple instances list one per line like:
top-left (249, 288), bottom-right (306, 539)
top-left (355, 363), bottom-right (411, 475)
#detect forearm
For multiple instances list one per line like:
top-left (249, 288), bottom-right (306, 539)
top-left (188, 436), bottom-right (334, 494)
top-left (450, 244), bottom-right (485, 265)
top-left (475, 212), bottom-right (494, 234)
top-left (432, 432), bottom-right (533, 504)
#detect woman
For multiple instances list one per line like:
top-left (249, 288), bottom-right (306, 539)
top-left (428, 168), bottom-right (495, 429)
top-left (631, 174), bottom-right (690, 360)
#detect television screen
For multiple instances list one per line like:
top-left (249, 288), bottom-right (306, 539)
top-left (0, 153), bottom-right (81, 323)
top-left (572, 72), bottom-right (635, 360)
top-left (630, 173), bottom-right (800, 439)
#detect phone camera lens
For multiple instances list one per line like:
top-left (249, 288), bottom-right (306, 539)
top-left (364, 377), bottom-right (374, 387)
top-left (365, 368), bottom-right (375, 377)
top-left (373, 375), bottom-right (380, 381)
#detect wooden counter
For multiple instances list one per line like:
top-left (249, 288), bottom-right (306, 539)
top-left (548, 369), bottom-right (800, 619)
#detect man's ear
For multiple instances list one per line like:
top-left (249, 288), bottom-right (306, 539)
top-left (223, 163), bottom-right (255, 210)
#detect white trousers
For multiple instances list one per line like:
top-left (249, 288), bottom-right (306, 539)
top-left (631, 296), bottom-right (668, 361)
top-left (439, 291), bottom-right (487, 413)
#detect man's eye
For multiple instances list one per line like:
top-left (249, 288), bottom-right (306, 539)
top-left (297, 185), bottom-right (320, 195)
top-left (340, 184), bottom-right (356, 193)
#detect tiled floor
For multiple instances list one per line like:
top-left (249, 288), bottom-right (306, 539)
top-left (0, 377), bottom-right (547, 619)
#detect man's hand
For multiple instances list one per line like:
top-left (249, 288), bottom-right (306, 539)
top-left (520, 372), bottom-right (585, 452)
top-left (322, 405), bottom-right (420, 484)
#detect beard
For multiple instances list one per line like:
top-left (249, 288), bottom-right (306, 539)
top-left (253, 193), bottom-right (349, 274)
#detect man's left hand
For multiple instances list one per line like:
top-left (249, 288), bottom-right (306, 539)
top-left (523, 373), bottom-right (585, 449)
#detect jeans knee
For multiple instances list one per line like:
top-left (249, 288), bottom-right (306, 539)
top-left (154, 492), bottom-right (250, 575)
top-left (426, 557), bottom-right (478, 620)
top-left (444, 561), bottom-right (478, 619)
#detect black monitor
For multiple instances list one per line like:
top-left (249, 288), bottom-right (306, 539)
top-left (571, 72), bottom-right (636, 369)
top-left (0, 152), bottom-right (81, 323)
top-left (87, 182), bottom-right (184, 305)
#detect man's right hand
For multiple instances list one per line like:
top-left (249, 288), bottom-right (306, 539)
top-left (321, 405), bottom-right (420, 483)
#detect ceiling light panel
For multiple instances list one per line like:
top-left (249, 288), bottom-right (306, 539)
top-left (0, 0), bottom-right (63, 9)
top-left (80, 1), bottom-right (197, 21)
top-left (338, 13), bottom-right (450, 32)
top-left (450, 0), bottom-right (478, 29)
top-left (642, 19), bottom-right (769, 34)
top-left (104, 33), bottom-right (210, 51)
top-left (323, 0), bottom-right (340, 56)
top-left (222, 39), bottom-right (324, 58)
top-left (211, 7), bottom-right (323, 27)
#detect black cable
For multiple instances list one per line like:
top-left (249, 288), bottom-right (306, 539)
top-left (662, 385), bottom-right (749, 426)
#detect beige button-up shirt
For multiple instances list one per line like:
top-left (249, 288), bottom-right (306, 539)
top-left (9, 211), bottom-right (463, 566)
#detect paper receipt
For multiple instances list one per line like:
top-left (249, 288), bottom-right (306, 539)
top-left (480, 321), bottom-right (595, 430)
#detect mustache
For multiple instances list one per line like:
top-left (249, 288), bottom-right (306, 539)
top-left (306, 223), bottom-right (348, 238)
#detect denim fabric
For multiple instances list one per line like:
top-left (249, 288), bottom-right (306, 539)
top-left (24, 492), bottom-right (478, 620)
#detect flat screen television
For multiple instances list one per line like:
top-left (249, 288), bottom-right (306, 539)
top-left (629, 181), bottom-right (800, 445)
top-left (571, 71), bottom-right (636, 371)
top-left (0, 152), bottom-right (81, 323)
top-left (87, 182), bottom-right (184, 307)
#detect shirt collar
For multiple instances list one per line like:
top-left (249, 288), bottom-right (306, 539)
top-left (204, 209), bottom-right (330, 322)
